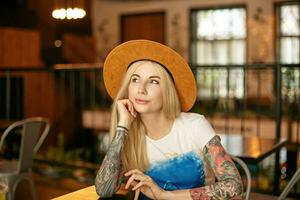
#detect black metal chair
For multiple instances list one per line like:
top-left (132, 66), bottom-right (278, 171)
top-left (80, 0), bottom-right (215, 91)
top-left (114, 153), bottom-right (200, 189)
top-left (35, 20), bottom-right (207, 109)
top-left (250, 167), bottom-right (300, 200)
top-left (0, 117), bottom-right (50, 200)
top-left (231, 155), bottom-right (252, 200)
top-left (277, 167), bottom-right (300, 200)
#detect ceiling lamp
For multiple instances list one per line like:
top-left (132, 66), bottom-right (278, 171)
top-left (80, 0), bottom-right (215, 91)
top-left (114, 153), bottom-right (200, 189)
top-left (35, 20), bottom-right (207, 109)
top-left (52, 0), bottom-right (86, 20)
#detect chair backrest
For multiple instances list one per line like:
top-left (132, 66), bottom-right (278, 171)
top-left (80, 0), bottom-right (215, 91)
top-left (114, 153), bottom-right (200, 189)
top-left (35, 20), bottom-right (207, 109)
top-left (231, 155), bottom-right (251, 200)
top-left (0, 117), bottom-right (50, 173)
top-left (278, 167), bottom-right (300, 200)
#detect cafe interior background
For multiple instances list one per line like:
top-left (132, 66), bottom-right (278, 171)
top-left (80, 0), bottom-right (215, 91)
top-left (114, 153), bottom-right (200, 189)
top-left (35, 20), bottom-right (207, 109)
top-left (0, 0), bottom-right (299, 199)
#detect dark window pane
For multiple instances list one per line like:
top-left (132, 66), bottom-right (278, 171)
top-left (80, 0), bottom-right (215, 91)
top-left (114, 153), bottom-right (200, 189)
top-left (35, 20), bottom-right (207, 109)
top-left (0, 77), bottom-right (24, 120)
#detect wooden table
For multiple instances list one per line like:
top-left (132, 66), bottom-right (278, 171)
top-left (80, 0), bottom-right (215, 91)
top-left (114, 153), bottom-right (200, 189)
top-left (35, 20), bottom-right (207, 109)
top-left (52, 185), bottom-right (130, 200)
top-left (52, 186), bottom-right (98, 200)
top-left (220, 134), bottom-right (287, 194)
top-left (220, 134), bottom-right (287, 164)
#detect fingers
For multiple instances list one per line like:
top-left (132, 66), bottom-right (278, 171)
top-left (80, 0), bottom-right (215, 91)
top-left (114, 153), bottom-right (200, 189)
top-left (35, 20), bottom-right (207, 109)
top-left (124, 169), bottom-right (144, 190)
top-left (127, 100), bottom-right (137, 118)
top-left (118, 99), bottom-right (137, 118)
top-left (125, 172), bottom-right (145, 189)
top-left (125, 169), bottom-right (153, 191)
top-left (125, 170), bottom-right (164, 200)
top-left (132, 177), bottom-right (151, 190)
top-left (125, 173), bottom-right (138, 189)
top-left (127, 101), bottom-right (137, 118)
top-left (134, 189), bottom-right (140, 200)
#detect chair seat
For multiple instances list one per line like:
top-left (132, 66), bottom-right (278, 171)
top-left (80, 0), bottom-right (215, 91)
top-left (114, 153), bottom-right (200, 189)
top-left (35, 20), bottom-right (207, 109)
top-left (0, 160), bottom-right (18, 177)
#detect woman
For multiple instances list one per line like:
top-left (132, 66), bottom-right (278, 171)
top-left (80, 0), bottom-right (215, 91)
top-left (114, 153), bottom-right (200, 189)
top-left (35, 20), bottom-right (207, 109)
top-left (95, 40), bottom-right (243, 200)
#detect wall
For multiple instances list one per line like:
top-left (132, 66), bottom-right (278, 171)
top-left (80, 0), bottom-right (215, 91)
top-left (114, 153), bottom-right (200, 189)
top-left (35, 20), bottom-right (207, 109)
top-left (91, 0), bottom-right (287, 63)
top-left (0, 28), bottom-right (42, 67)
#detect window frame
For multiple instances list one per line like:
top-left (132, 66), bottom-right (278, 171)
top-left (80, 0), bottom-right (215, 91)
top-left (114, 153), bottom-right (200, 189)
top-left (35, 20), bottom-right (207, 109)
top-left (189, 5), bottom-right (247, 100)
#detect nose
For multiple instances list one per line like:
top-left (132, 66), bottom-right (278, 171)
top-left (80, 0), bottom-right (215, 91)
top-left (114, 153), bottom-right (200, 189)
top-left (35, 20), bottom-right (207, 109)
top-left (138, 82), bottom-right (147, 94)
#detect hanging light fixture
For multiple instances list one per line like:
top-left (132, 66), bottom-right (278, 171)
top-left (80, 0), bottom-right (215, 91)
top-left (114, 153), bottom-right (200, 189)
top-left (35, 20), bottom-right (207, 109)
top-left (52, 0), bottom-right (86, 20)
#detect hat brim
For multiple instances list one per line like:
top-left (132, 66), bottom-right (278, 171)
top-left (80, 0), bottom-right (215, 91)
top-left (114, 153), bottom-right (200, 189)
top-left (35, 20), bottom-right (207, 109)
top-left (103, 40), bottom-right (197, 112)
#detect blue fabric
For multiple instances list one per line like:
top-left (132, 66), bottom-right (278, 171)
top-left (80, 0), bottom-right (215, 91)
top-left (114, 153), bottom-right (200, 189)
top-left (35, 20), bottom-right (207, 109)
top-left (139, 151), bottom-right (205, 200)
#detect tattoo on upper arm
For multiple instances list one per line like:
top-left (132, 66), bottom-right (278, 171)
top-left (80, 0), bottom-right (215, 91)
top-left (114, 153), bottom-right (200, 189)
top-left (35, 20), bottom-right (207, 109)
top-left (95, 129), bottom-right (127, 197)
top-left (190, 135), bottom-right (243, 200)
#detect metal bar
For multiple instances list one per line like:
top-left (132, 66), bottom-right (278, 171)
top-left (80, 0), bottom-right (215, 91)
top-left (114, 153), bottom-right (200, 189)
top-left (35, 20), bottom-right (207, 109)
top-left (225, 66), bottom-right (230, 134)
top-left (275, 64), bottom-right (282, 141)
top-left (195, 38), bottom-right (245, 42)
top-left (0, 64), bottom-right (298, 72)
top-left (90, 71), bottom-right (96, 130)
top-left (241, 67), bottom-right (246, 136)
top-left (210, 69), bottom-right (214, 103)
top-left (274, 62), bottom-right (283, 193)
top-left (60, 71), bottom-right (66, 123)
top-left (16, 76), bottom-right (21, 119)
top-left (192, 63), bottom-right (299, 69)
top-left (50, 69), bottom-right (55, 128)
top-left (296, 68), bottom-right (300, 165)
top-left (256, 69), bottom-right (261, 137)
top-left (278, 168), bottom-right (300, 200)
top-left (80, 71), bottom-right (85, 110)
top-left (0, 66), bottom-right (101, 72)
top-left (70, 71), bottom-right (76, 107)
top-left (5, 71), bottom-right (11, 120)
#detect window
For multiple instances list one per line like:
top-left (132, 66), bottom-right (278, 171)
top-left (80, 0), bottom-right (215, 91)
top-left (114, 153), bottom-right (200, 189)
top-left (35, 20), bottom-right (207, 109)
top-left (191, 7), bottom-right (246, 99)
top-left (278, 3), bottom-right (300, 64)
top-left (276, 2), bottom-right (300, 102)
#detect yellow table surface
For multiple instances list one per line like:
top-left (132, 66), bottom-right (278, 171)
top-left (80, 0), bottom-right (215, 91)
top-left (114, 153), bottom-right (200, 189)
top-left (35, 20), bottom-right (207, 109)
top-left (52, 185), bottom-right (129, 200)
top-left (52, 186), bottom-right (99, 200)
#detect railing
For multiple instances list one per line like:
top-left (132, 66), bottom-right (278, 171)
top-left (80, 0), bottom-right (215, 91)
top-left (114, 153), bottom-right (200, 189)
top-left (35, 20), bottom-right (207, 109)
top-left (0, 63), bottom-right (299, 146)
top-left (190, 63), bottom-right (300, 141)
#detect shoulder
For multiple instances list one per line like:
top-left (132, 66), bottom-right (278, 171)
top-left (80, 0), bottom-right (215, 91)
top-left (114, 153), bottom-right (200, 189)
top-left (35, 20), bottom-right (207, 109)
top-left (177, 112), bottom-right (207, 125)
top-left (177, 112), bottom-right (216, 151)
top-left (177, 112), bottom-right (205, 121)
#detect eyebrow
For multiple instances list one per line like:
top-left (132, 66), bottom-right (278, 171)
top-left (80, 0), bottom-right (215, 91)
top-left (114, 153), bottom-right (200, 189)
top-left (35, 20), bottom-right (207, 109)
top-left (131, 74), bottom-right (161, 79)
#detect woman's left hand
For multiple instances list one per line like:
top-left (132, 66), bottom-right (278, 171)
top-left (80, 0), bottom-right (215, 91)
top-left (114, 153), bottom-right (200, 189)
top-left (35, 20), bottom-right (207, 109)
top-left (125, 169), bottom-right (166, 200)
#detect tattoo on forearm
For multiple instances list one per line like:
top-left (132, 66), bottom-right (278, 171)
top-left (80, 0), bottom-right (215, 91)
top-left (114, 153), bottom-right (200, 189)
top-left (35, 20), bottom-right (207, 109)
top-left (95, 129), bottom-right (126, 197)
top-left (190, 135), bottom-right (243, 200)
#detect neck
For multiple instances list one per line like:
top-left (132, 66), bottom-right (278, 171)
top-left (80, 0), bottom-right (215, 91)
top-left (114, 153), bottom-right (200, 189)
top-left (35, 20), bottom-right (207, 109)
top-left (140, 112), bottom-right (173, 140)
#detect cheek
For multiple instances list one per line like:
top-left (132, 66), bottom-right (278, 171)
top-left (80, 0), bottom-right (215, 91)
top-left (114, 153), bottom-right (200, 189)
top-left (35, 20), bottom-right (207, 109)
top-left (152, 89), bottom-right (163, 104)
top-left (128, 84), bottom-right (135, 98)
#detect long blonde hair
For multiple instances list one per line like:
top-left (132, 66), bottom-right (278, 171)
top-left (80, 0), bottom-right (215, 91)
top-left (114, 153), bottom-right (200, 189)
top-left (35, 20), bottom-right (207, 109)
top-left (109, 60), bottom-right (181, 171)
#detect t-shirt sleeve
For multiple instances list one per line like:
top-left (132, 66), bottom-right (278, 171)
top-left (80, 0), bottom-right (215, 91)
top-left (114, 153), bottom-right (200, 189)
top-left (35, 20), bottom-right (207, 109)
top-left (190, 114), bottom-right (216, 152)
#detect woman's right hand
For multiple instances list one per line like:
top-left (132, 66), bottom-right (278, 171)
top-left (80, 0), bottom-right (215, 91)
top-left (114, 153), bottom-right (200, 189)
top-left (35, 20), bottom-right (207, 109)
top-left (116, 99), bottom-right (137, 129)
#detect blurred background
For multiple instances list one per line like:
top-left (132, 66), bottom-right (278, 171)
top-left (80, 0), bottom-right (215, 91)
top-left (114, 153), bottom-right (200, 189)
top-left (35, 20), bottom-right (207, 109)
top-left (0, 0), bottom-right (299, 199)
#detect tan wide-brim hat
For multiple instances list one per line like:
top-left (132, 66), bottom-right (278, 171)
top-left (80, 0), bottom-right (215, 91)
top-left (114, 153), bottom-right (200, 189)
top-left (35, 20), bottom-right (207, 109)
top-left (103, 40), bottom-right (197, 112)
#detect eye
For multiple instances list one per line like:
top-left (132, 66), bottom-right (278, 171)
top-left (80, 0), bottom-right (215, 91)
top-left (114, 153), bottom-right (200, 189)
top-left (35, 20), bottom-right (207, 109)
top-left (131, 77), bottom-right (139, 83)
top-left (150, 79), bottom-right (159, 84)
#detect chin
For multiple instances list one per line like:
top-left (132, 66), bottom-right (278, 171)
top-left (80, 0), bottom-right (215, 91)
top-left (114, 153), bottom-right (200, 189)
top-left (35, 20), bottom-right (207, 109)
top-left (134, 106), bottom-right (163, 115)
top-left (133, 106), bottom-right (149, 113)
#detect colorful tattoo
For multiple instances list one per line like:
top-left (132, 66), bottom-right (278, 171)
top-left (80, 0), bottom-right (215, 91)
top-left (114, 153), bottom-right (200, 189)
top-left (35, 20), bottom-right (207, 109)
top-left (190, 135), bottom-right (243, 200)
top-left (95, 129), bottom-right (126, 197)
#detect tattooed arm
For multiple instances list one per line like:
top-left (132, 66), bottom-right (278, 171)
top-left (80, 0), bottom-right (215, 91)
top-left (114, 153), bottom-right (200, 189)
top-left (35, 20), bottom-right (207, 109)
top-left (189, 135), bottom-right (243, 200)
top-left (95, 128), bottom-right (127, 198)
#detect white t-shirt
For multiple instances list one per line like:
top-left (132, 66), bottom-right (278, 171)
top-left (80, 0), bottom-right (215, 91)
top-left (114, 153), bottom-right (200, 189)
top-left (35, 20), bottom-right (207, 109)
top-left (144, 112), bottom-right (216, 193)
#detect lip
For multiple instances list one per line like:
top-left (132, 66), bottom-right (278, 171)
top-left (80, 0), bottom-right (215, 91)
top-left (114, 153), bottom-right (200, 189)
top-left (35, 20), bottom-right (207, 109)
top-left (135, 98), bottom-right (149, 105)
